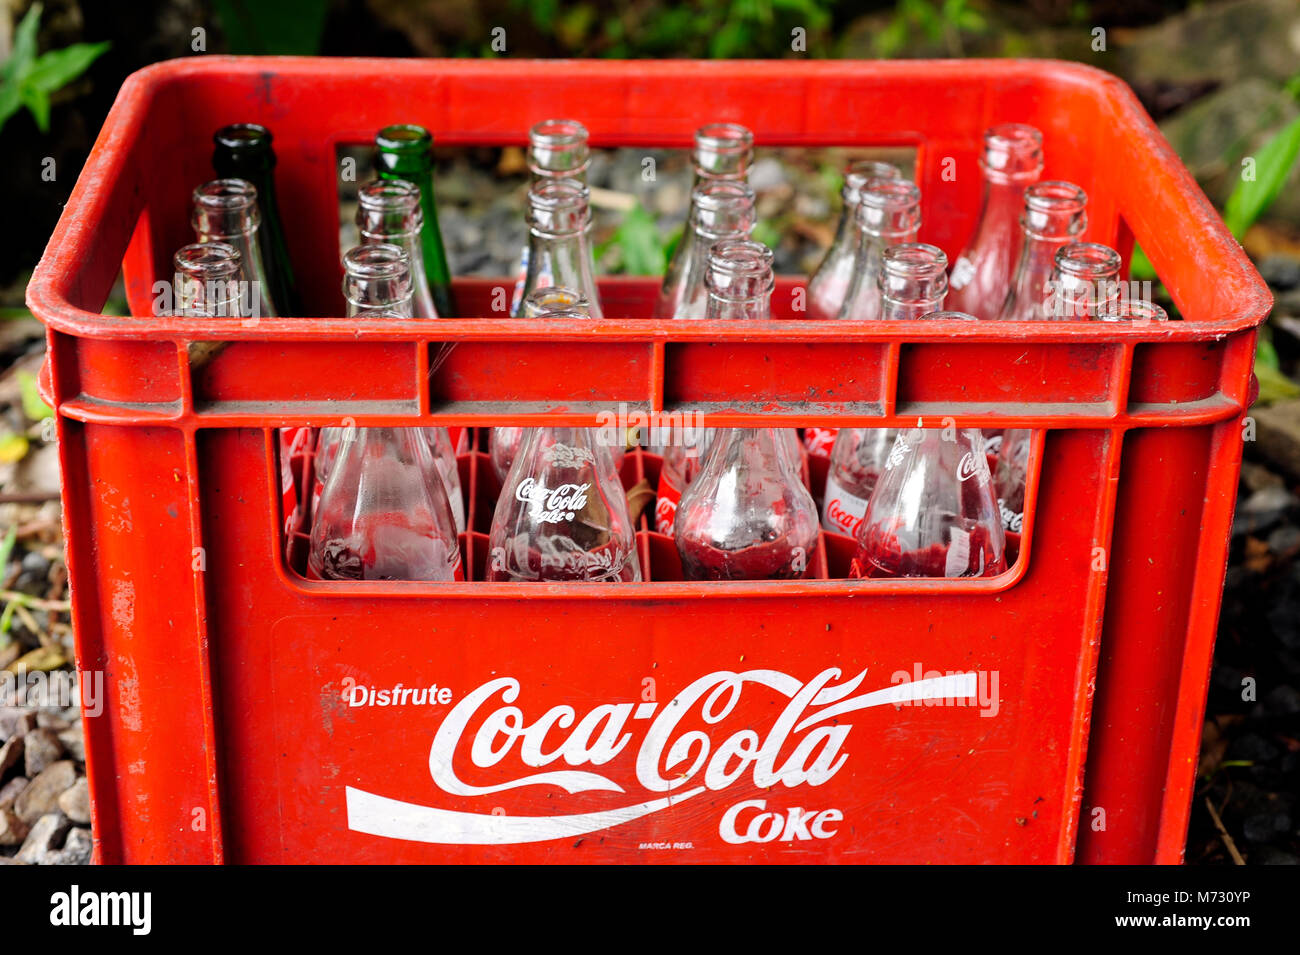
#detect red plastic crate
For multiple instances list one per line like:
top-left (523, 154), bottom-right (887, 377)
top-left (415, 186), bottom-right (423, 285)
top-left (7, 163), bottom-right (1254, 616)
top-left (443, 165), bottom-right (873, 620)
top-left (27, 57), bottom-right (1269, 864)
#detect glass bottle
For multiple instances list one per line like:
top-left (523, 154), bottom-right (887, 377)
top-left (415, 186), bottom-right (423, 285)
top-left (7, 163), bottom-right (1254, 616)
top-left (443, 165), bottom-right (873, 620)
top-left (374, 124), bottom-right (455, 318)
top-left (852, 428), bottom-right (1006, 579)
top-left (653, 180), bottom-right (756, 320)
top-left (992, 428), bottom-right (1032, 534)
top-left (947, 124), bottom-right (1044, 318)
top-left (674, 427), bottom-right (819, 581)
top-left (191, 179), bottom-right (277, 319)
top-left (806, 159), bottom-right (902, 321)
top-left (835, 177), bottom-right (923, 321)
top-left (1098, 299), bottom-right (1169, 324)
top-left (488, 427), bottom-right (641, 582)
top-left (172, 242), bottom-right (243, 318)
top-left (308, 426), bottom-right (462, 581)
top-left (704, 237), bottom-right (774, 321)
top-left (690, 122), bottom-right (754, 185)
top-left (511, 119), bottom-right (592, 316)
top-left (821, 426), bottom-right (898, 538)
top-left (1046, 242), bottom-right (1122, 320)
top-left (356, 179), bottom-right (439, 318)
top-left (516, 179), bottom-right (603, 317)
top-left (212, 123), bottom-right (300, 315)
top-left (879, 243), bottom-right (949, 320)
top-left (996, 181), bottom-right (1088, 321)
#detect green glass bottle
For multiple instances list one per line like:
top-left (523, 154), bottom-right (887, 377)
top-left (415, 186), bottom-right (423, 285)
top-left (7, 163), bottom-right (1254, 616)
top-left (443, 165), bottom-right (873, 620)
top-left (212, 124), bottom-right (301, 316)
top-left (374, 124), bottom-right (456, 318)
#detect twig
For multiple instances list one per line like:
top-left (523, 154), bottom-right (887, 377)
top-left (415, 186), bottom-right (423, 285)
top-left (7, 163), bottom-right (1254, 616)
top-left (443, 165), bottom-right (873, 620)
top-left (0, 492), bottom-right (61, 504)
top-left (0, 590), bottom-right (71, 612)
top-left (1204, 796), bottom-right (1246, 865)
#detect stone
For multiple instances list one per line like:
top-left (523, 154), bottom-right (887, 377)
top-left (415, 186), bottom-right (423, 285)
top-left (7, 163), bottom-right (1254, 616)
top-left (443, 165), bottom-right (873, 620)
top-left (1268, 523), bottom-right (1300, 556)
top-left (57, 777), bottom-right (90, 825)
top-left (48, 826), bottom-right (91, 865)
top-left (57, 725), bottom-right (84, 764)
top-left (0, 736), bottom-right (22, 779)
top-left (0, 807), bottom-right (28, 846)
top-left (748, 157), bottom-right (787, 192)
top-left (22, 727), bottom-right (64, 777)
top-left (35, 712), bottom-right (69, 731)
top-left (0, 707), bottom-right (37, 741)
top-left (0, 776), bottom-right (28, 810)
top-left (1252, 399), bottom-right (1300, 482)
top-left (13, 760), bottom-right (75, 824)
top-left (16, 811), bottom-right (69, 864)
top-left (1240, 460), bottom-right (1283, 493)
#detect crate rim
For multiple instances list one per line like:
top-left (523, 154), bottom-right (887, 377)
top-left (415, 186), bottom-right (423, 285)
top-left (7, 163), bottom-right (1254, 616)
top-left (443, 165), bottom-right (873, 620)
top-left (26, 55), bottom-right (1273, 342)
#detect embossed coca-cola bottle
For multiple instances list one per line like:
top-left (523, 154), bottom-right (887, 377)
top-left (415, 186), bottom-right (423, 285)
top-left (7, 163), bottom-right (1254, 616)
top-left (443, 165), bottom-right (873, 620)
top-left (852, 428), bottom-right (1006, 579)
top-left (806, 160), bottom-right (901, 321)
top-left (992, 427), bottom-right (1031, 534)
top-left (997, 181), bottom-right (1088, 321)
top-left (309, 425), bottom-right (463, 581)
top-left (836, 178), bottom-right (924, 321)
top-left (821, 426), bottom-right (898, 538)
top-left (946, 124), bottom-right (1044, 318)
top-left (674, 427), bottom-right (819, 581)
top-left (488, 427), bottom-right (641, 582)
top-left (191, 178), bottom-right (278, 318)
top-left (653, 180), bottom-right (756, 320)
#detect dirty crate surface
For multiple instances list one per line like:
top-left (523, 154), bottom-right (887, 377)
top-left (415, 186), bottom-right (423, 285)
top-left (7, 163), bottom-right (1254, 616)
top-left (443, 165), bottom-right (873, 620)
top-left (26, 57), bottom-right (1269, 864)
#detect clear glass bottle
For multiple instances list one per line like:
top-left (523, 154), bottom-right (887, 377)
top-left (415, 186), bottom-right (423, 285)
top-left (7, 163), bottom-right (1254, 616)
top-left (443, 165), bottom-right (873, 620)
top-left (852, 428), bottom-right (1006, 579)
top-left (172, 242), bottom-right (243, 318)
top-left (1097, 299), bottom-right (1169, 324)
top-left (374, 124), bottom-right (455, 318)
top-left (1046, 242), bottom-right (1122, 320)
top-left (488, 427), bottom-right (641, 582)
top-left (674, 427), bottom-right (819, 581)
top-left (511, 119), bottom-right (592, 316)
top-left (879, 243), bottom-right (949, 320)
top-left (212, 123), bottom-right (300, 315)
top-left (992, 428), bottom-right (1032, 534)
top-left (690, 122), bottom-right (754, 185)
top-left (356, 179), bottom-right (438, 318)
top-left (821, 427), bottom-right (898, 537)
top-left (191, 178), bottom-right (277, 319)
top-left (946, 124), bottom-right (1044, 318)
top-left (653, 180), bottom-right (756, 320)
top-left (516, 179), bottom-right (603, 317)
top-left (806, 159), bottom-right (902, 321)
top-left (835, 177), bottom-right (923, 321)
top-left (996, 181), bottom-right (1088, 321)
top-left (704, 237), bottom-right (774, 321)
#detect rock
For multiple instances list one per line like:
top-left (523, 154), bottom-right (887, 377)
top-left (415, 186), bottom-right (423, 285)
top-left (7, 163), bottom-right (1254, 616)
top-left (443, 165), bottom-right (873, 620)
top-left (1233, 484), bottom-right (1296, 536)
top-left (1259, 254), bottom-right (1300, 291)
top-left (1230, 732), bottom-right (1282, 763)
top-left (1262, 684), bottom-right (1300, 716)
top-left (0, 736), bottom-right (23, 779)
top-left (1240, 460), bottom-right (1284, 493)
top-left (48, 826), bottom-right (91, 865)
top-left (13, 760), bottom-right (75, 824)
top-left (1268, 523), bottom-right (1300, 557)
top-left (22, 728), bottom-right (64, 777)
top-left (57, 777), bottom-right (90, 825)
top-left (15, 811), bottom-right (69, 864)
top-left (0, 857), bottom-right (28, 864)
top-left (1252, 399), bottom-right (1300, 482)
top-left (35, 712), bottom-right (69, 731)
top-left (748, 157), bottom-right (786, 192)
top-left (0, 807), bottom-right (28, 846)
top-left (57, 725), bottom-right (84, 763)
top-left (0, 707), bottom-right (37, 741)
top-left (0, 776), bottom-right (28, 810)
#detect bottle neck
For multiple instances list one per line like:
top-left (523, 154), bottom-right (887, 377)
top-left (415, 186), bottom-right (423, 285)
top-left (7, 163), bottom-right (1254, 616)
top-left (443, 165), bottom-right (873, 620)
top-left (375, 129), bottom-right (455, 316)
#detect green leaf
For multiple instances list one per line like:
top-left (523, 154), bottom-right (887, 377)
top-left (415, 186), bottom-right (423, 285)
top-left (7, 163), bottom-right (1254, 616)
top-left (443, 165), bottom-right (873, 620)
top-left (0, 433), bottom-right (29, 464)
top-left (1129, 243), bottom-right (1158, 282)
top-left (613, 205), bottom-right (666, 277)
top-left (4, 2), bottom-right (43, 83)
top-left (17, 370), bottom-right (54, 421)
top-left (24, 41), bottom-right (110, 94)
top-left (1223, 114), bottom-right (1300, 237)
top-left (19, 83), bottom-right (50, 133)
top-left (0, 82), bottom-right (23, 132)
top-left (0, 525), bottom-right (17, 571)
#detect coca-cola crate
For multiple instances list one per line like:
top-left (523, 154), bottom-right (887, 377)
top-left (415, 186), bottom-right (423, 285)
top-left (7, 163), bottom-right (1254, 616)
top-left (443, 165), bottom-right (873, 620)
top-left (28, 57), bottom-right (1268, 864)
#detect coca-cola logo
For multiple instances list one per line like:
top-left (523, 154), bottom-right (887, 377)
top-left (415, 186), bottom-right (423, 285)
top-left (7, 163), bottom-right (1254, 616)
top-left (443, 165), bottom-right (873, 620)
top-left (825, 497), bottom-right (862, 536)
top-left (345, 667), bottom-right (977, 846)
top-left (998, 497), bottom-right (1023, 533)
top-left (515, 478), bottom-right (590, 523)
top-left (957, 451), bottom-right (987, 483)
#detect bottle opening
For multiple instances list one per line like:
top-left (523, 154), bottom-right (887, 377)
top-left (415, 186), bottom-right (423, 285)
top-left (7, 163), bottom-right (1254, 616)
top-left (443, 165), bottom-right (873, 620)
top-left (1099, 299), bottom-right (1170, 323)
top-left (522, 286), bottom-right (592, 319)
top-left (857, 177), bottom-right (923, 236)
top-left (882, 242), bottom-right (948, 278)
top-left (1054, 241), bottom-right (1121, 279)
top-left (705, 238), bottom-right (775, 301)
top-left (343, 243), bottom-right (410, 279)
top-left (980, 123), bottom-right (1045, 182)
top-left (693, 122), bottom-right (754, 179)
top-left (1021, 180), bottom-right (1088, 239)
top-left (358, 178), bottom-right (422, 212)
top-left (214, 123), bottom-right (271, 152)
top-left (376, 124), bottom-right (433, 154)
top-left (843, 159), bottom-right (902, 201)
top-left (193, 178), bottom-right (258, 212)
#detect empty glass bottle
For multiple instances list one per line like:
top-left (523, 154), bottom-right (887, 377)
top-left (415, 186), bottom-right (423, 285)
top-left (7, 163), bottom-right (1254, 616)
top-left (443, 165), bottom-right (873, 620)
top-left (947, 124), bottom-right (1044, 318)
top-left (806, 159), bottom-right (902, 321)
top-left (191, 179), bottom-right (277, 319)
top-left (992, 428), bottom-right (1032, 534)
top-left (1097, 299), bottom-right (1169, 324)
top-left (1046, 242), bottom-right (1122, 320)
top-left (511, 119), bottom-right (592, 315)
top-left (375, 124), bottom-right (455, 318)
top-left (879, 243), bottom-right (949, 320)
top-left (653, 180), bottom-right (756, 319)
top-left (704, 237), bottom-right (775, 321)
top-left (212, 123), bottom-right (300, 315)
top-left (836, 177), bottom-right (923, 321)
top-left (852, 428), bottom-right (1006, 579)
top-left (997, 181), bottom-right (1088, 321)
top-left (690, 122), bottom-right (754, 185)
top-left (674, 427), bottom-right (819, 581)
top-left (821, 427), bottom-right (898, 538)
top-left (357, 179), bottom-right (439, 318)
top-left (172, 242), bottom-right (243, 318)
top-left (488, 427), bottom-right (641, 582)
top-left (516, 179), bottom-right (603, 317)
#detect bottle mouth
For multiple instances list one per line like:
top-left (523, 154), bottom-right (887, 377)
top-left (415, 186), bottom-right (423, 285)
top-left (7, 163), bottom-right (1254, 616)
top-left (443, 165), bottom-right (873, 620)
top-left (1021, 180), bottom-right (1088, 238)
top-left (213, 123), bottom-right (271, 153)
top-left (856, 177), bottom-right (923, 236)
top-left (980, 123), bottom-right (1045, 182)
top-left (173, 242), bottom-right (241, 279)
top-left (1054, 241), bottom-right (1121, 279)
top-left (527, 179), bottom-right (592, 234)
top-left (1098, 299), bottom-right (1170, 323)
top-left (919, 309), bottom-right (980, 321)
top-left (193, 178), bottom-right (258, 212)
top-left (529, 118), bottom-right (591, 177)
top-left (375, 124), bottom-right (433, 154)
top-left (882, 243), bottom-right (948, 279)
top-left (843, 160), bottom-right (902, 200)
top-left (522, 286), bottom-right (592, 319)
top-left (342, 243), bottom-right (410, 280)
top-left (693, 122), bottom-right (754, 179)
top-left (705, 238), bottom-right (774, 299)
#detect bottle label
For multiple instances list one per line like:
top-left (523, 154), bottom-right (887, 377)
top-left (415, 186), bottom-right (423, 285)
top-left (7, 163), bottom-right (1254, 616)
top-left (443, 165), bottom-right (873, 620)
top-left (655, 470), bottom-right (682, 535)
top-left (998, 496), bottom-right (1024, 533)
top-left (515, 478), bottom-right (591, 523)
top-left (821, 474), bottom-right (871, 538)
top-left (803, 427), bottom-right (839, 460)
top-left (950, 256), bottom-right (976, 291)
